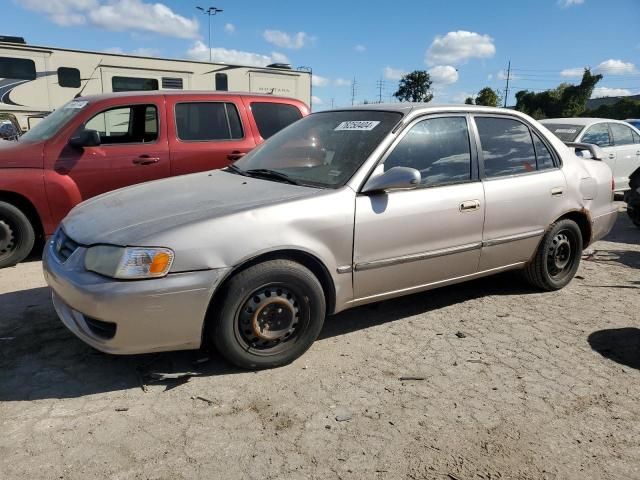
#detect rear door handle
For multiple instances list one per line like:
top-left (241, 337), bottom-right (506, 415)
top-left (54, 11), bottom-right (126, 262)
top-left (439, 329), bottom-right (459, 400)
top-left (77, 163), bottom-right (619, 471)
top-left (459, 200), bottom-right (480, 212)
top-left (227, 151), bottom-right (246, 161)
top-left (551, 187), bottom-right (564, 196)
top-left (608, 153), bottom-right (615, 160)
top-left (133, 155), bottom-right (160, 165)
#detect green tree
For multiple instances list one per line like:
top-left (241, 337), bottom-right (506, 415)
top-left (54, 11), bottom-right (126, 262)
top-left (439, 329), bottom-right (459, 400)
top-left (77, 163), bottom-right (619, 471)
top-left (475, 87), bottom-right (500, 107)
top-left (582, 98), bottom-right (640, 119)
top-left (464, 97), bottom-right (474, 105)
top-left (393, 70), bottom-right (433, 103)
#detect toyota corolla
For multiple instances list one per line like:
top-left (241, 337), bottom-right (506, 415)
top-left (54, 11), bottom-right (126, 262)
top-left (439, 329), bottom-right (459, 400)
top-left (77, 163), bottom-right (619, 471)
top-left (43, 104), bottom-right (617, 369)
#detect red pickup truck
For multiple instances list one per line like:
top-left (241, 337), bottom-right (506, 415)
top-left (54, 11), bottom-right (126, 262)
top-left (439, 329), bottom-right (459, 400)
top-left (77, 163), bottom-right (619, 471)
top-left (0, 91), bottom-right (308, 267)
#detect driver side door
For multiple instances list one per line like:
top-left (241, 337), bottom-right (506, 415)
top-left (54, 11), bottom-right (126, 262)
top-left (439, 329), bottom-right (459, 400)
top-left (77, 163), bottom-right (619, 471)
top-left (352, 115), bottom-right (485, 302)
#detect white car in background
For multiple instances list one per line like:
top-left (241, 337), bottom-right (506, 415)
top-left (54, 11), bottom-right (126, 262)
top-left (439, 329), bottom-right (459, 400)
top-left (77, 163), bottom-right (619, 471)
top-left (541, 118), bottom-right (640, 192)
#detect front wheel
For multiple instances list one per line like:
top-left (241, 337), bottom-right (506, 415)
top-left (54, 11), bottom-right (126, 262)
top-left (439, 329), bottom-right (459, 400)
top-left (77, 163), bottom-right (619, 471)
top-left (523, 219), bottom-right (583, 291)
top-left (211, 259), bottom-right (326, 369)
top-left (0, 201), bottom-right (35, 269)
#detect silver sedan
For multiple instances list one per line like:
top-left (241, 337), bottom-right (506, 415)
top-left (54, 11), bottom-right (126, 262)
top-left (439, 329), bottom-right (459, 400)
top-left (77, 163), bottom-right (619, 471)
top-left (43, 104), bottom-right (618, 369)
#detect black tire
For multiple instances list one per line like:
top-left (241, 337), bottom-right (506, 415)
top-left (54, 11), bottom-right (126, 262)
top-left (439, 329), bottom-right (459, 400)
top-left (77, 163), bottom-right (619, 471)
top-left (523, 219), bottom-right (583, 291)
top-left (0, 201), bottom-right (35, 269)
top-left (212, 259), bottom-right (326, 369)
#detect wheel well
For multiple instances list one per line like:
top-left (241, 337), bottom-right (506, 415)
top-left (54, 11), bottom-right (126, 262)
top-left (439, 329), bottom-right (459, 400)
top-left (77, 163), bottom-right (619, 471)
top-left (0, 191), bottom-right (44, 241)
top-left (556, 210), bottom-right (592, 247)
top-left (203, 250), bottom-right (337, 338)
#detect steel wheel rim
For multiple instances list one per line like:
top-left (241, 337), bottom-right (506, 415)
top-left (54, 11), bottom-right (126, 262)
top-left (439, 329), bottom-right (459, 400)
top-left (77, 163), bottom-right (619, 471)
top-left (0, 218), bottom-right (16, 260)
top-left (234, 284), bottom-right (306, 356)
top-left (547, 229), bottom-right (577, 280)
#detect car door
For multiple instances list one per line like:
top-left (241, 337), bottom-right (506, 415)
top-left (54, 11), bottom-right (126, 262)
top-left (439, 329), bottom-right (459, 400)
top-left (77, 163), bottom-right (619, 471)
top-left (473, 115), bottom-right (568, 271)
top-left (166, 96), bottom-right (257, 176)
top-left (49, 101), bottom-right (170, 201)
top-left (580, 122), bottom-right (616, 180)
top-left (353, 115), bottom-right (484, 301)
top-left (609, 122), bottom-right (640, 190)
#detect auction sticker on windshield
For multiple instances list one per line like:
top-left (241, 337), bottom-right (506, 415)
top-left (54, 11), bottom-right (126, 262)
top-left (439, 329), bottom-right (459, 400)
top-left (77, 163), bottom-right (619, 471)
top-left (64, 100), bottom-right (88, 109)
top-left (335, 121), bottom-right (380, 131)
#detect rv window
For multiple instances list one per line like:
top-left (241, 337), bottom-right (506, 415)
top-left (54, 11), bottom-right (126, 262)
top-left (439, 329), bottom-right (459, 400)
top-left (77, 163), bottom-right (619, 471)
top-left (162, 77), bottom-right (183, 89)
top-left (250, 102), bottom-right (303, 139)
top-left (175, 102), bottom-right (243, 141)
top-left (215, 73), bottom-right (228, 91)
top-left (112, 76), bottom-right (159, 92)
top-left (0, 57), bottom-right (36, 80)
top-left (84, 104), bottom-right (158, 144)
top-left (58, 67), bottom-right (81, 88)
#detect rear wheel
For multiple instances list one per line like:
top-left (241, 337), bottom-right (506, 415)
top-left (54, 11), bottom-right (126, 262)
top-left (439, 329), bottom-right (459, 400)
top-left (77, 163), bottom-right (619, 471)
top-left (211, 259), bottom-right (326, 369)
top-left (0, 201), bottom-right (35, 268)
top-left (523, 219), bottom-right (582, 291)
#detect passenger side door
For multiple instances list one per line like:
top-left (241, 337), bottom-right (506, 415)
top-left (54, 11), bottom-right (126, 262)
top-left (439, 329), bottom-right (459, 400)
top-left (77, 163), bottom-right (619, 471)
top-left (166, 99), bottom-right (257, 176)
top-left (580, 122), bottom-right (616, 180)
top-left (353, 115), bottom-right (484, 301)
top-left (474, 116), bottom-right (567, 271)
top-left (609, 122), bottom-right (640, 190)
top-left (50, 102), bottom-right (170, 201)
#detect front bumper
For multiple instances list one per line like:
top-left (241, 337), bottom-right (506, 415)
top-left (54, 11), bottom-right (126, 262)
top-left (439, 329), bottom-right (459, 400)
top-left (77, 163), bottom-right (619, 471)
top-left (42, 236), bottom-right (229, 354)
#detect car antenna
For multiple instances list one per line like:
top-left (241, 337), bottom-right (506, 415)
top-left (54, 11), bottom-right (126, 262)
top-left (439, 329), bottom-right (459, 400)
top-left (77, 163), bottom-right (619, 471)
top-left (75, 57), bottom-right (103, 99)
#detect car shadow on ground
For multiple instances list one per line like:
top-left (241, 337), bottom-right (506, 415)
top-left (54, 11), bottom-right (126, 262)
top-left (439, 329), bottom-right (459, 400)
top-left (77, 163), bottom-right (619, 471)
top-left (599, 210), bottom-right (640, 245)
top-left (0, 271), bottom-right (538, 402)
top-left (588, 328), bottom-right (640, 371)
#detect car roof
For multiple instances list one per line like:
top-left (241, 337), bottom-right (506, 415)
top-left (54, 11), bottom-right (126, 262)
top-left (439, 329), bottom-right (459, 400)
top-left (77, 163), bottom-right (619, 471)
top-left (540, 117), bottom-right (631, 126)
top-left (77, 90), bottom-right (305, 103)
top-left (319, 103), bottom-right (516, 115)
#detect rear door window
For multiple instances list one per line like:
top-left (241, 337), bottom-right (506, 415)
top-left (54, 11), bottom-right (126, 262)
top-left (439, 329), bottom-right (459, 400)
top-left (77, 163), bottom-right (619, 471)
top-left (175, 102), bottom-right (243, 141)
top-left (581, 123), bottom-right (611, 147)
top-left (475, 117), bottom-right (537, 177)
top-left (610, 123), bottom-right (634, 146)
top-left (251, 102), bottom-right (303, 139)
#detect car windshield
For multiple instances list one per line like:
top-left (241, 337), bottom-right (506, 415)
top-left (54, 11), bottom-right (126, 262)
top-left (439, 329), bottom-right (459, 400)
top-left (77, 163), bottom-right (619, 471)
top-left (232, 110), bottom-right (402, 188)
top-left (542, 123), bottom-right (585, 142)
top-left (20, 99), bottom-right (89, 142)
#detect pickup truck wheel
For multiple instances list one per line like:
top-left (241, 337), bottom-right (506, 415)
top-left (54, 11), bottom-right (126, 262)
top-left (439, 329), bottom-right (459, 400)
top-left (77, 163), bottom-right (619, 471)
top-left (0, 201), bottom-right (35, 268)
top-left (523, 219), bottom-right (582, 291)
top-left (212, 259), bottom-right (326, 370)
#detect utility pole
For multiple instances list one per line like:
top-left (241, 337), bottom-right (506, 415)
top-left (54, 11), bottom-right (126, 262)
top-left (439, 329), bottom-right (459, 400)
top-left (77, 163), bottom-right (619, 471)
top-left (196, 6), bottom-right (223, 62)
top-left (503, 60), bottom-right (511, 108)
top-left (351, 77), bottom-right (357, 106)
top-left (376, 78), bottom-right (385, 103)
top-left (330, 98), bottom-right (335, 109)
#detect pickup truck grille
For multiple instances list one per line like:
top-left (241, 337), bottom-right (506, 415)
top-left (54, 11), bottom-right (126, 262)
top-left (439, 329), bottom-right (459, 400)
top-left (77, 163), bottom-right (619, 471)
top-left (53, 229), bottom-right (79, 263)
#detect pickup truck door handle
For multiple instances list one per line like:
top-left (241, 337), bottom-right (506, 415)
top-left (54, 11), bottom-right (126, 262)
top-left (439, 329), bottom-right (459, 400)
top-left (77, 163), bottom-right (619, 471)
top-left (227, 151), bottom-right (246, 161)
top-left (133, 155), bottom-right (160, 165)
top-left (459, 200), bottom-right (480, 212)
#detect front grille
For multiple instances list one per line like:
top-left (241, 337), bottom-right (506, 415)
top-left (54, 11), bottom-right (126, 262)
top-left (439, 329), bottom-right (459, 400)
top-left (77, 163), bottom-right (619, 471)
top-left (53, 229), bottom-right (79, 263)
top-left (84, 317), bottom-right (117, 339)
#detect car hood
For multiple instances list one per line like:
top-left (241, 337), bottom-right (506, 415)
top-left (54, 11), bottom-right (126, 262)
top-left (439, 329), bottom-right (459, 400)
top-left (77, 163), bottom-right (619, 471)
top-left (62, 169), bottom-right (321, 246)
top-left (0, 139), bottom-right (44, 168)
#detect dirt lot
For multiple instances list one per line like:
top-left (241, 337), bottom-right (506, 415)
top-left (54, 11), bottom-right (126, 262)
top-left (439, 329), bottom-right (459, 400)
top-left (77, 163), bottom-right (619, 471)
top-left (1, 208), bottom-right (639, 480)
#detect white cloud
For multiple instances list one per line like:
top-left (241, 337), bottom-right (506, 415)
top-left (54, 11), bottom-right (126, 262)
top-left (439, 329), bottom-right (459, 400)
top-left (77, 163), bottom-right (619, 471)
top-left (595, 59), bottom-right (636, 75)
top-left (354, 44), bottom-right (366, 53)
top-left (312, 95), bottom-right (323, 105)
top-left (334, 78), bottom-right (351, 87)
top-left (428, 65), bottom-right (459, 85)
top-left (383, 66), bottom-right (407, 81)
top-left (104, 46), bottom-right (160, 57)
top-left (224, 23), bottom-right (235, 34)
top-left (187, 41), bottom-right (289, 67)
top-left (558, 0), bottom-right (584, 7)
top-left (560, 67), bottom-right (585, 77)
top-left (591, 87), bottom-right (635, 98)
top-left (312, 75), bottom-right (330, 87)
top-left (20, 0), bottom-right (200, 39)
top-left (426, 31), bottom-right (495, 65)
top-left (263, 30), bottom-right (313, 49)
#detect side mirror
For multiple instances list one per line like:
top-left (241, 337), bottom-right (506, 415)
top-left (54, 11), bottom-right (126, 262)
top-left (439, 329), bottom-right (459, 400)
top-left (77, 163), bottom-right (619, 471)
top-left (361, 166), bottom-right (421, 193)
top-left (566, 142), bottom-right (604, 161)
top-left (69, 129), bottom-right (100, 148)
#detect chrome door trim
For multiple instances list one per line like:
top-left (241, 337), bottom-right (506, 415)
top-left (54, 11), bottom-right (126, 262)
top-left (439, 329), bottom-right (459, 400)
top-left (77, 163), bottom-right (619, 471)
top-left (354, 242), bottom-right (482, 272)
top-left (482, 228), bottom-right (545, 247)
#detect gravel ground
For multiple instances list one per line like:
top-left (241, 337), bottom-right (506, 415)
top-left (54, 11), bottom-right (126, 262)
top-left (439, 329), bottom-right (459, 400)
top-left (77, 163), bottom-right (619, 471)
top-left (1, 207), bottom-right (639, 480)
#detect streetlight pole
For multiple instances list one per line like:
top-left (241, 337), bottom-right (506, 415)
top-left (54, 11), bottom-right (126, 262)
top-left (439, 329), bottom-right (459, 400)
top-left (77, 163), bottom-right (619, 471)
top-left (196, 6), bottom-right (223, 62)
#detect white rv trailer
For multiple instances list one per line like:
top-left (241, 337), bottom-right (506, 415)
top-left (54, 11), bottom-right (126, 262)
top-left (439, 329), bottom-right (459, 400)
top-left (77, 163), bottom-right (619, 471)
top-left (0, 38), bottom-right (312, 131)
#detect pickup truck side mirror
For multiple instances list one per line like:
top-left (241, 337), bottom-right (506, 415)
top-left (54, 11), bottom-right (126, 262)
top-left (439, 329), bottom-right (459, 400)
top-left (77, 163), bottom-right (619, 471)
top-left (69, 129), bottom-right (101, 148)
top-left (361, 166), bottom-right (421, 193)
top-left (566, 142), bottom-right (604, 161)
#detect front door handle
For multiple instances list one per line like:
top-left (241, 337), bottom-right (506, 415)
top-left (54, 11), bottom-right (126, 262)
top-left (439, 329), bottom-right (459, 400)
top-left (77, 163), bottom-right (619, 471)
top-left (551, 187), bottom-right (564, 197)
top-left (459, 200), bottom-right (480, 212)
top-left (133, 155), bottom-right (160, 165)
top-left (227, 151), bottom-right (246, 161)
top-left (608, 153), bottom-right (615, 160)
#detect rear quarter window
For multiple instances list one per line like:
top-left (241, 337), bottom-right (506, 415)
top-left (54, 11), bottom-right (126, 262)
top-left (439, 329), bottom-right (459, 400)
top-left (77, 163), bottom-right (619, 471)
top-left (251, 102), bottom-right (303, 139)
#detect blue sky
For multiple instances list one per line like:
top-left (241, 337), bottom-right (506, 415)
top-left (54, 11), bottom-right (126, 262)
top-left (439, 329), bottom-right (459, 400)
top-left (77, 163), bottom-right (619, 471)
top-left (2, 0), bottom-right (639, 109)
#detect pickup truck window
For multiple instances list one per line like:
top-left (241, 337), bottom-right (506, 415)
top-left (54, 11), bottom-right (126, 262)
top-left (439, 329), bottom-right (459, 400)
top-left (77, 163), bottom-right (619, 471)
top-left (251, 102), bottom-right (303, 139)
top-left (85, 105), bottom-right (158, 144)
top-left (175, 102), bottom-right (243, 141)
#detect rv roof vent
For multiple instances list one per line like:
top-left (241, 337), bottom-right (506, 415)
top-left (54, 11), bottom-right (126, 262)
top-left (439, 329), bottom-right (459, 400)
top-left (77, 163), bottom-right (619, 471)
top-left (0, 35), bottom-right (26, 44)
top-left (266, 63), bottom-right (292, 70)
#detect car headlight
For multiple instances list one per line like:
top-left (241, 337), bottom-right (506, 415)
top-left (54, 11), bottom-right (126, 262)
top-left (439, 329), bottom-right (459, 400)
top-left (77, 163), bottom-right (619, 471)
top-left (85, 246), bottom-right (174, 279)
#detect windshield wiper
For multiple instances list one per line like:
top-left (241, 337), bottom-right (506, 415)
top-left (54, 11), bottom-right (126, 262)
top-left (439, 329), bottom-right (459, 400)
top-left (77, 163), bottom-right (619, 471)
top-left (244, 169), bottom-right (302, 186)
top-left (225, 164), bottom-right (249, 176)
